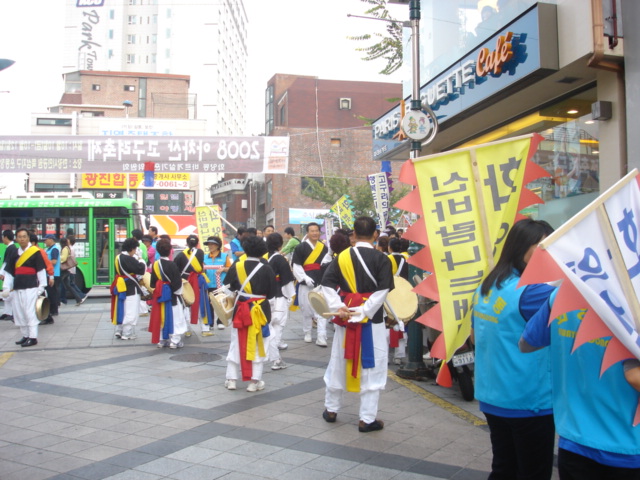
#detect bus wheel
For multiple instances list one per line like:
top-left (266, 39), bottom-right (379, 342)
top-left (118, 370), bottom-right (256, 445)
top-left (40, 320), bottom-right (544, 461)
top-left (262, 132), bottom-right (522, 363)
top-left (76, 271), bottom-right (90, 294)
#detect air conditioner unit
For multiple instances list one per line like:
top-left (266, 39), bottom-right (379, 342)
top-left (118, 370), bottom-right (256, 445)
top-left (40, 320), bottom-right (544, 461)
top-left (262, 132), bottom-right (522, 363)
top-left (339, 98), bottom-right (351, 110)
top-left (241, 199), bottom-right (248, 209)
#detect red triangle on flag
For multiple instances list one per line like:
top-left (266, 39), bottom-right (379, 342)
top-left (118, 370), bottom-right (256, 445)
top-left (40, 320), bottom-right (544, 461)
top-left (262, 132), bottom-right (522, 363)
top-left (399, 159), bottom-right (417, 185)
top-left (436, 362), bottom-right (453, 387)
top-left (572, 309), bottom-right (611, 352)
top-left (518, 248), bottom-right (565, 288)
top-left (600, 336), bottom-right (635, 376)
top-left (395, 188), bottom-right (423, 216)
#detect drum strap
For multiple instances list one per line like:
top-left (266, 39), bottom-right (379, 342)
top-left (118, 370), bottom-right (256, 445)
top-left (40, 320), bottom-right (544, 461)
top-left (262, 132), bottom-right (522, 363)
top-left (352, 247), bottom-right (377, 287)
top-left (234, 261), bottom-right (265, 308)
top-left (118, 256), bottom-right (144, 294)
top-left (395, 256), bottom-right (405, 277)
top-left (180, 249), bottom-right (198, 277)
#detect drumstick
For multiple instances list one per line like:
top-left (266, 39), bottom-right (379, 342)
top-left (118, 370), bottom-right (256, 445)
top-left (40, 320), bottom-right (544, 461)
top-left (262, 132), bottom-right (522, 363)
top-left (320, 311), bottom-right (356, 318)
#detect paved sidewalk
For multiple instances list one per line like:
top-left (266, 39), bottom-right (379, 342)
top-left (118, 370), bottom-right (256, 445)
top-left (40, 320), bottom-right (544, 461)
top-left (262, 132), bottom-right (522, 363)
top-left (0, 293), bottom-right (556, 480)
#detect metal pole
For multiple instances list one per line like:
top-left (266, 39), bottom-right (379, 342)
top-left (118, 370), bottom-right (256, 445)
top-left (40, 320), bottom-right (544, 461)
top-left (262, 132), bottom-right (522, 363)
top-left (410, 0), bottom-right (422, 158)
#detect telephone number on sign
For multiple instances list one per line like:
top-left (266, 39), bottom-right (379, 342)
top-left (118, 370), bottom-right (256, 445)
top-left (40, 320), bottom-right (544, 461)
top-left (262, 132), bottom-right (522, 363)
top-left (155, 180), bottom-right (189, 188)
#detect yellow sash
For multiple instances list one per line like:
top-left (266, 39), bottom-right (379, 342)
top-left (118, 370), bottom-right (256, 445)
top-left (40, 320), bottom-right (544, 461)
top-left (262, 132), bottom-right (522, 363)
top-left (304, 240), bottom-right (325, 266)
top-left (185, 248), bottom-right (203, 273)
top-left (237, 260), bottom-right (267, 360)
top-left (16, 246), bottom-right (39, 268)
top-left (337, 248), bottom-right (370, 392)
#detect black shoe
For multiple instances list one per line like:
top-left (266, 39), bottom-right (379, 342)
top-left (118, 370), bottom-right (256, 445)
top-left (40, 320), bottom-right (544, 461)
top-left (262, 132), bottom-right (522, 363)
top-left (21, 338), bottom-right (38, 347)
top-left (322, 410), bottom-right (337, 423)
top-left (15, 336), bottom-right (28, 345)
top-left (358, 419), bottom-right (384, 433)
top-left (3, 315), bottom-right (13, 321)
top-left (39, 317), bottom-right (54, 325)
top-left (0, 314), bottom-right (9, 320)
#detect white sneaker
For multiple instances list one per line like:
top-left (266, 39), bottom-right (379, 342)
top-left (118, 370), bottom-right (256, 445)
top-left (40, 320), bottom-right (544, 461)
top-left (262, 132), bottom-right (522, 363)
top-left (157, 340), bottom-right (168, 348)
top-left (114, 332), bottom-right (122, 339)
top-left (393, 357), bottom-right (403, 365)
top-left (225, 379), bottom-right (236, 390)
top-left (316, 337), bottom-right (327, 347)
top-left (217, 323), bottom-right (225, 330)
top-left (271, 360), bottom-right (287, 370)
top-left (169, 341), bottom-right (184, 349)
top-left (121, 334), bottom-right (137, 340)
top-left (304, 333), bottom-right (312, 343)
top-left (278, 343), bottom-right (288, 350)
top-left (246, 380), bottom-right (265, 392)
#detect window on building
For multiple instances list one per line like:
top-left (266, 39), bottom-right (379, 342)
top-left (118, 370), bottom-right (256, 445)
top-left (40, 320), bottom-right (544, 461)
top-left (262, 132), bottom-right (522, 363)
top-left (331, 138), bottom-right (341, 147)
top-left (128, 15), bottom-right (137, 25)
top-left (91, 84), bottom-right (100, 91)
top-left (127, 34), bottom-right (136, 44)
top-left (151, 53), bottom-right (157, 63)
top-left (124, 85), bottom-right (136, 92)
top-left (339, 98), bottom-right (351, 110)
top-left (152, 34), bottom-right (157, 44)
top-left (108, 29), bottom-right (114, 39)
top-left (126, 54), bottom-right (135, 64)
top-left (265, 85), bottom-right (274, 134)
top-left (166, 28), bottom-right (171, 38)
top-left (166, 8), bottom-right (171, 18)
top-left (36, 118), bottom-right (72, 126)
top-left (165, 48), bottom-right (170, 58)
top-left (279, 104), bottom-right (286, 126)
top-left (129, 0), bottom-right (137, 4)
top-left (109, 9), bottom-right (114, 19)
top-left (34, 184), bottom-right (71, 193)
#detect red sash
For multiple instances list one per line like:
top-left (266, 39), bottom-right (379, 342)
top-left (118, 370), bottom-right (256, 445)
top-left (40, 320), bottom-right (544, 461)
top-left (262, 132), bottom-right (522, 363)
top-left (187, 271), bottom-right (200, 324)
top-left (334, 291), bottom-right (372, 379)
top-left (233, 299), bottom-right (255, 381)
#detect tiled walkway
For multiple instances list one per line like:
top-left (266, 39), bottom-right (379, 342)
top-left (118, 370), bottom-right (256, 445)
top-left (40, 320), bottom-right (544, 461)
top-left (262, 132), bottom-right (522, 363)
top-left (0, 293), bottom-right (536, 480)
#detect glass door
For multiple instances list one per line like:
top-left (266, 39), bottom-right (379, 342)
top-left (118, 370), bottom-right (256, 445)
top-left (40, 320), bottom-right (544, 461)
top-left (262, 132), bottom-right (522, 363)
top-left (94, 217), bottom-right (129, 285)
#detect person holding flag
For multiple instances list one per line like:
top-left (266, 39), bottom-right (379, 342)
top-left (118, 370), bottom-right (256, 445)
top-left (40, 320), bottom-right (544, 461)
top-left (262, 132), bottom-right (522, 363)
top-left (471, 218), bottom-right (556, 480)
top-left (520, 291), bottom-right (640, 479)
top-left (150, 239), bottom-right (187, 349)
top-left (292, 222), bottom-right (328, 346)
top-left (320, 216), bottom-right (394, 432)
top-left (223, 236), bottom-right (276, 392)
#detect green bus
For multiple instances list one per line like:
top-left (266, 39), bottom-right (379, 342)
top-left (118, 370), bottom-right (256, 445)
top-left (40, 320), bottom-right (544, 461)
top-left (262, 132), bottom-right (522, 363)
top-left (0, 194), bottom-right (143, 291)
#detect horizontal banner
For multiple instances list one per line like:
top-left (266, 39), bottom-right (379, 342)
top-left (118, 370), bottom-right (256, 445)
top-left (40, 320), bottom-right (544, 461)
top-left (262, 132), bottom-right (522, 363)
top-left (0, 136), bottom-right (289, 174)
top-left (81, 172), bottom-right (191, 189)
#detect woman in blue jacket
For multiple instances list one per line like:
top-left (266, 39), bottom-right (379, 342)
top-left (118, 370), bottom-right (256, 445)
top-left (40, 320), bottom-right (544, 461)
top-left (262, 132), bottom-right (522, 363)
top-left (472, 218), bottom-right (555, 480)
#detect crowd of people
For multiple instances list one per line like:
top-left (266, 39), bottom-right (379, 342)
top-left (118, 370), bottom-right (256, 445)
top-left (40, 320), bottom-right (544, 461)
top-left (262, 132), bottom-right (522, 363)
top-left (4, 215), bottom-right (640, 473)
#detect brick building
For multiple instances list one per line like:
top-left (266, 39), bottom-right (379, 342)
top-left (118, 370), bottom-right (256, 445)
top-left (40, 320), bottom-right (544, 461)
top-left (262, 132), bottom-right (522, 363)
top-left (211, 74), bottom-right (401, 233)
top-left (50, 70), bottom-right (194, 119)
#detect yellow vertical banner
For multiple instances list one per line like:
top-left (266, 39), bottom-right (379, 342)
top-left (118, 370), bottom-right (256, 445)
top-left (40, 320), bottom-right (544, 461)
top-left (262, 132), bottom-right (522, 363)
top-left (411, 135), bottom-right (543, 373)
top-left (195, 205), bottom-right (223, 252)
top-left (330, 195), bottom-right (354, 229)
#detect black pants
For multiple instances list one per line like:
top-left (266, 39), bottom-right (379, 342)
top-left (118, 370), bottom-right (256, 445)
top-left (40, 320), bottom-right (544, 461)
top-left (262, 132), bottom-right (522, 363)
top-left (46, 280), bottom-right (59, 315)
top-left (559, 447), bottom-right (640, 480)
top-left (485, 412), bottom-right (555, 480)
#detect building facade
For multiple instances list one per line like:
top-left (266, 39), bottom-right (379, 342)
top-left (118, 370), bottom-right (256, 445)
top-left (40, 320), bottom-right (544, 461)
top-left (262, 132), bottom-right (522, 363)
top-left (63, 0), bottom-right (247, 135)
top-left (210, 74), bottom-right (401, 233)
top-left (375, 0), bottom-right (626, 228)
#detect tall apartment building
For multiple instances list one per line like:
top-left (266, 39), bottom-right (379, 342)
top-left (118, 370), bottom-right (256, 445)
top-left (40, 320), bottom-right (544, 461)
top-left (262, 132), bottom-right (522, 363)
top-left (63, 0), bottom-right (247, 135)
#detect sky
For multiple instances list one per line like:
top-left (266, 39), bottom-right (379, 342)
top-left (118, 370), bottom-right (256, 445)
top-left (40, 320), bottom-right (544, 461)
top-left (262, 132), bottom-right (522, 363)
top-left (0, 0), bottom-right (407, 137)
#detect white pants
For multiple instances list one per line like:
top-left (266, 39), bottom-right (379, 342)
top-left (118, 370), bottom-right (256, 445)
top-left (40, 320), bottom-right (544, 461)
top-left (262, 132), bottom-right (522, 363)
top-left (3, 290), bottom-right (14, 315)
top-left (299, 284), bottom-right (326, 339)
top-left (115, 294), bottom-right (140, 336)
top-left (169, 302), bottom-right (187, 344)
top-left (323, 321), bottom-right (388, 423)
top-left (268, 296), bottom-right (288, 362)
top-left (13, 288), bottom-right (39, 339)
top-left (226, 326), bottom-right (267, 381)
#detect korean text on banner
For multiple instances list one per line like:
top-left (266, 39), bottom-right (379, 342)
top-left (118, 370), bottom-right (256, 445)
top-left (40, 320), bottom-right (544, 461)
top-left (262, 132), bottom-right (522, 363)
top-left (330, 195), bottom-right (354, 229)
top-left (195, 206), bottom-right (223, 252)
top-left (402, 134), bottom-right (545, 386)
top-left (368, 172), bottom-right (390, 230)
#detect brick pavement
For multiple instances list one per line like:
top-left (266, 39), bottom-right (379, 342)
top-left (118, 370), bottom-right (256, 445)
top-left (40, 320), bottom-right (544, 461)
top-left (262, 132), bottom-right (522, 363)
top-left (0, 292), bottom-right (557, 480)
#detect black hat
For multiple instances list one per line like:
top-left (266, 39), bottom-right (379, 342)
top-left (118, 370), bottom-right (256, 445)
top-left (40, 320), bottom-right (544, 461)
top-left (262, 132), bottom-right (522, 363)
top-left (204, 236), bottom-right (221, 246)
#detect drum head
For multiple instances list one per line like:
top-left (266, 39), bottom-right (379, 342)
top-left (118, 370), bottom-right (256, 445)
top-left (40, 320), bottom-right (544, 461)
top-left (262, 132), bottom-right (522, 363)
top-left (181, 280), bottom-right (195, 306)
top-left (209, 291), bottom-right (235, 326)
top-left (36, 296), bottom-right (50, 321)
top-left (308, 290), bottom-right (329, 317)
top-left (384, 276), bottom-right (418, 322)
top-left (141, 272), bottom-right (154, 294)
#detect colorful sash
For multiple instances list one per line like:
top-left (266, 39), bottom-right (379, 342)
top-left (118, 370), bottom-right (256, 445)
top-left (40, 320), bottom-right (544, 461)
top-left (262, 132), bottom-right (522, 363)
top-left (110, 274), bottom-right (127, 325)
top-left (148, 261), bottom-right (174, 343)
top-left (187, 271), bottom-right (201, 324)
top-left (15, 246), bottom-right (40, 276)
top-left (233, 260), bottom-right (267, 382)
top-left (197, 273), bottom-right (214, 327)
top-left (303, 241), bottom-right (324, 271)
top-left (336, 247), bottom-right (375, 392)
top-left (389, 328), bottom-right (403, 348)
